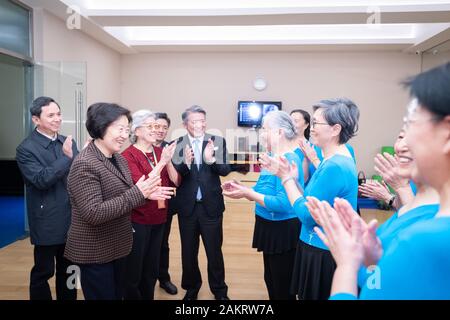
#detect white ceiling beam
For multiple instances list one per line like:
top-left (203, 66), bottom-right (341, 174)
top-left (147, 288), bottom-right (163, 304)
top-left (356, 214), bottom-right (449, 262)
top-left (405, 26), bottom-right (450, 53)
top-left (124, 43), bottom-right (411, 53)
top-left (18, 0), bottom-right (450, 53)
top-left (20, 0), bottom-right (135, 54)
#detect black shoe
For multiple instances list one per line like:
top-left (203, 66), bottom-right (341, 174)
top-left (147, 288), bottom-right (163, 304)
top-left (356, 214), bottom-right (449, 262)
top-left (183, 290), bottom-right (198, 300)
top-left (215, 295), bottom-right (230, 300)
top-left (160, 281), bottom-right (178, 295)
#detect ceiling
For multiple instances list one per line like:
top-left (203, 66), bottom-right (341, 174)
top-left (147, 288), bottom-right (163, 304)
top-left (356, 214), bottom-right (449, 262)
top-left (21, 0), bottom-right (450, 53)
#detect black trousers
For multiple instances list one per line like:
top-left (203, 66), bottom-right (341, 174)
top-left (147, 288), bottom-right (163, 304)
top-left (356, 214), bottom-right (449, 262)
top-left (158, 214), bottom-right (174, 283)
top-left (79, 257), bottom-right (126, 300)
top-left (178, 203), bottom-right (227, 297)
top-left (124, 222), bottom-right (165, 300)
top-left (30, 244), bottom-right (77, 300)
top-left (263, 249), bottom-right (296, 300)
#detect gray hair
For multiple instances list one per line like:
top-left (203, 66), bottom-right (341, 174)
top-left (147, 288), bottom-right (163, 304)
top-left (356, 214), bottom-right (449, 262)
top-left (130, 109), bottom-right (154, 143)
top-left (262, 110), bottom-right (298, 141)
top-left (182, 105), bottom-right (206, 123)
top-left (313, 98), bottom-right (360, 144)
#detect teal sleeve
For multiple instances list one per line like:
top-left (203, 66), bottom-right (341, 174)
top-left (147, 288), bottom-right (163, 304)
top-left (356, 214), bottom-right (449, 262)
top-left (329, 293), bottom-right (357, 300)
top-left (361, 230), bottom-right (450, 300)
top-left (264, 177), bottom-right (294, 215)
top-left (292, 196), bottom-right (312, 225)
top-left (293, 162), bottom-right (345, 226)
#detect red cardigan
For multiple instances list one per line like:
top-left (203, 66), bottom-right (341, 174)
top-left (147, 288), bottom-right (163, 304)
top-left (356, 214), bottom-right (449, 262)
top-left (122, 144), bottom-right (170, 225)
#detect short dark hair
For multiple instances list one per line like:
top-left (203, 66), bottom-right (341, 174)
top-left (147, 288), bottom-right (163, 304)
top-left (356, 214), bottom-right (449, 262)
top-left (403, 62), bottom-right (450, 119)
top-left (290, 108), bottom-right (311, 140)
top-left (154, 112), bottom-right (171, 127)
top-left (182, 105), bottom-right (206, 123)
top-left (313, 98), bottom-right (360, 144)
top-left (30, 96), bottom-right (60, 117)
top-left (86, 103), bottom-right (131, 139)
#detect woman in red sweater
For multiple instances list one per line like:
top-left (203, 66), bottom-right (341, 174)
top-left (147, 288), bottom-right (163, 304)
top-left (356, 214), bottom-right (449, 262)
top-left (122, 109), bottom-right (179, 300)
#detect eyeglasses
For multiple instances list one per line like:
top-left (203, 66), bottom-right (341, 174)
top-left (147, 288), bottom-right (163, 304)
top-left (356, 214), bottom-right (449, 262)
top-left (140, 124), bottom-right (168, 130)
top-left (402, 115), bottom-right (438, 128)
top-left (311, 121), bottom-right (329, 128)
top-left (111, 125), bottom-right (130, 135)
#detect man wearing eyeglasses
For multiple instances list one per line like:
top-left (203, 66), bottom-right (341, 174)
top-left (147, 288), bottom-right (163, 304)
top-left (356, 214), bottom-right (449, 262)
top-left (172, 105), bottom-right (231, 301)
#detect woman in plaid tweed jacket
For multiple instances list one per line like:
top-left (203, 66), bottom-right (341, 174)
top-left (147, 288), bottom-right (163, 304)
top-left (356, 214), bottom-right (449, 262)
top-left (64, 103), bottom-right (172, 300)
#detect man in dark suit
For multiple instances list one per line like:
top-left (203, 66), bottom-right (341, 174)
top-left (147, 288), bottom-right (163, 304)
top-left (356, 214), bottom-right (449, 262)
top-left (16, 96), bottom-right (78, 300)
top-left (172, 105), bottom-right (231, 300)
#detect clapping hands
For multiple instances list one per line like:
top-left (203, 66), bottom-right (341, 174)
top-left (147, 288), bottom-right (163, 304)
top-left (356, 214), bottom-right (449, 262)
top-left (374, 153), bottom-right (409, 190)
top-left (299, 139), bottom-right (319, 165)
top-left (161, 142), bottom-right (177, 165)
top-left (359, 180), bottom-right (392, 203)
top-left (184, 145), bottom-right (194, 165)
top-left (306, 197), bottom-right (382, 269)
top-left (63, 135), bottom-right (73, 158)
top-left (204, 139), bottom-right (216, 163)
top-left (258, 153), bottom-right (298, 180)
top-left (135, 174), bottom-right (175, 201)
top-left (221, 179), bottom-right (249, 199)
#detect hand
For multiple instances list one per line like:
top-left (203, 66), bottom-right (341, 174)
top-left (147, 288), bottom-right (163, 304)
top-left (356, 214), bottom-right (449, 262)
top-left (147, 186), bottom-right (175, 201)
top-left (221, 180), bottom-right (249, 199)
top-left (221, 179), bottom-right (238, 192)
top-left (161, 142), bottom-right (177, 165)
top-left (135, 174), bottom-right (161, 198)
top-left (184, 145), bottom-right (194, 165)
top-left (361, 220), bottom-right (383, 267)
top-left (63, 135), bottom-right (73, 158)
top-left (305, 196), bottom-right (326, 226)
top-left (299, 139), bottom-right (320, 164)
top-left (333, 198), bottom-right (383, 267)
top-left (204, 139), bottom-right (216, 163)
top-left (82, 138), bottom-right (93, 150)
top-left (374, 153), bottom-right (409, 190)
top-left (259, 154), bottom-right (298, 180)
top-left (359, 180), bottom-right (393, 203)
top-left (258, 153), bottom-right (281, 175)
top-left (313, 199), bottom-right (365, 270)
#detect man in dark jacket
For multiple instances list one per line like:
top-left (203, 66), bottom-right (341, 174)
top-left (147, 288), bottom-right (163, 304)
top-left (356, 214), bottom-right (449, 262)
top-left (172, 105), bottom-right (231, 300)
top-left (16, 96), bottom-right (78, 300)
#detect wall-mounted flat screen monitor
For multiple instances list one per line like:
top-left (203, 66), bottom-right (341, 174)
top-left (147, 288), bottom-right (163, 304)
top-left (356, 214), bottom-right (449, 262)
top-left (237, 101), bottom-right (282, 127)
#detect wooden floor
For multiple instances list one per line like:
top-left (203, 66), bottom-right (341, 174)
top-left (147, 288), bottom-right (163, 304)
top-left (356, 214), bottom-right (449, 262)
top-left (0, 201), bottom-right (268, 300)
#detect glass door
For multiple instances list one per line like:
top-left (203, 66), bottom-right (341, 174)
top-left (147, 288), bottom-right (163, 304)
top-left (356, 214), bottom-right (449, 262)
top-left (33, 62), bottom-right (87, 146)
top-left (0, 53), bottom-right (29, 248)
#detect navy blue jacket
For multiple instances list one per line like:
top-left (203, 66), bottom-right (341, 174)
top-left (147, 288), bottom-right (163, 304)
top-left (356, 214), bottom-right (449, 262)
top-left (16, 129), bottom-right (78, 245)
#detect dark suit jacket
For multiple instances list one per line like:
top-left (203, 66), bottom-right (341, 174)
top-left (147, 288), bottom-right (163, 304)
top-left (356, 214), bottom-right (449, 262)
top-left (16, 129), bottom-right (79, 246)
top-left (172, 134), bottom-right (231, 218)
top-left (64, 142), bottom-right (145, 264)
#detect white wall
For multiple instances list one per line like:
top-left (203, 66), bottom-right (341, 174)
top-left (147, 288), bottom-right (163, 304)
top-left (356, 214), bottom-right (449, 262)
top-left (422, 40), bottom-right (450, 71)
top-left (121, 51), bottom-right (421, 175)
top-left (37, 10), bottom-right (122, 105)
top-left (30, 10), bottom-right (122, 145)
